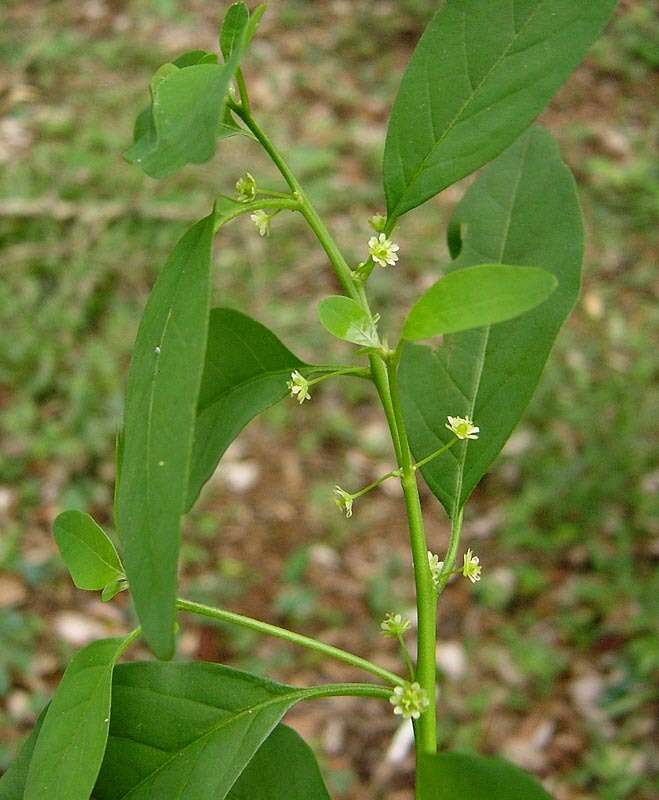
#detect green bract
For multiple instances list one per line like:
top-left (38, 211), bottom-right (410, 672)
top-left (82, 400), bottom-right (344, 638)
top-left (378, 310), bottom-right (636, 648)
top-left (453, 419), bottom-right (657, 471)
top-left (318, 296), bottom-right (380, 348)
top-left (53, 510), bottom-right (123, 591)
top-left (5, 3), bottom-right (617, 798)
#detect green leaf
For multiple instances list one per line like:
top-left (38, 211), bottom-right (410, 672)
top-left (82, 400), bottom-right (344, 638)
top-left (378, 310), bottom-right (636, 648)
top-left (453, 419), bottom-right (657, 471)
top-left (53, 510), bottom-right (123, 591)
top-left (384, 0), bottom-right (617, 218)
top-left (400, 127), bottom-right (583, 515)
top-left (220, 2), bottom-right (250, 60)
top-left (318, 296), bottom-right (380, 348)
top-left (92, 662), bottom-right (327, 799)
top-left (186, 308), bottom-right (308, 510)
top-left (101, 578), bottom-right (128, 602)
top-left (23, 636), bottom-right (131, 800)
top-left (228, 725), bottom-right (330, 799)
top-left (116, 213), bottom-right (215, 659)
top-left (418, 751), bottom-right (552, 799)
top-left (125, 8), bottom-right (263, 178)
top-left (0, 709), bottom-right (46, 800)
top-left (402, 264), bottom-right (556, 341)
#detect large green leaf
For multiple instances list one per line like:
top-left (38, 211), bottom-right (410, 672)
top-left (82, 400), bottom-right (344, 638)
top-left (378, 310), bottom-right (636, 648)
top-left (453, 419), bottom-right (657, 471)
top-left (400, 127), bottom-right (583, 515)
top-left (53, 510), bottom-right (123, 591)
top-left (318, 296), bottom-right (380, 348)
top-left (186, 308), bottom-right (309, 510)
top-left (126, 7), bottom-right (264, 178)
top-left (23, 637), bottom-right (131, 800)
top-left (228, 725), bottom-right (330, 799)
top-left (384, 0), bottom-right (617, 219)
top-left (116, 213), bottom-right (215, 659)
top-left (402, 264), bottom-right (556, 341)
top-left (92, 662), bottom-right (329, 799)
top-left (418, 752), bottom-right (552, 799)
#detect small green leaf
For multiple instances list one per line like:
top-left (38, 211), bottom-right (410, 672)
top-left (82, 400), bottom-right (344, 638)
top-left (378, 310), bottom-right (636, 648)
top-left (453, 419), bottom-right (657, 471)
top-left (187, 308), bottom-right (309, 509)
top-left (101, 578), bottom-right (128, 603)
top-left (220, 2), bottom-right (250, 59)
top-left (92, 662), bottom-right (326, 799)
top-left (229, 725), bottom-right (331, 799)
top-left (418, 751), bottom-right (552, 799)
top-left (318, 296), bottom-right (380, 348)
top-left (24, 636), bottom-right (133, 800)
top-left (53, 510), bottom-right (123, 591)
top-left (126, 8), bottom-right (263, 178)
top-left (402, 264), bottom-right (557, 341)
top-left (384, 0), bottom-right (617, 218)
top-left (116, 213), bottom-right (215, 659)
top-left (400, 127), bottom-right (583, 515)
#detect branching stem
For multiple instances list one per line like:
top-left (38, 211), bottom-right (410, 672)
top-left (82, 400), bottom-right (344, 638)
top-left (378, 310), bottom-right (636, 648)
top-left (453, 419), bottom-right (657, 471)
top-left (176, 598), bottom-right (404, 687)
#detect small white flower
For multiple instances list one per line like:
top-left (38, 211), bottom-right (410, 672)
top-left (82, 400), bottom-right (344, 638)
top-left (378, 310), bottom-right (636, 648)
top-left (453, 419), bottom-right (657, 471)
top-left (251, 209), bottom-right (271, 236)
top-left (235, 171), bottom-right (257, 202)
top-left (427, 550), bottom-right (444, 589)
top-left (389, 682), bottom-right (430, 720)
top-left (445, 415), bottom-right (480, 440)
top-left (462, 548), bottom-right (482, 583)
top-left (380, 612), bottom-right (411, 637)
top-left (334, 486), bottom-right (354, 518)
top-left (287, 370), bottom-right (311, 404)
top-left (368, 213), bottom-right (387, 233)
top-left (368, 233), bottom-right (400, 267)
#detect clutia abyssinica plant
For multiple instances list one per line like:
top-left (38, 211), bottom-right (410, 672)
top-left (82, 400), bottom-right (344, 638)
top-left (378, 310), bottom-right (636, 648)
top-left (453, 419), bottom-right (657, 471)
top-left (2, 2), bottom-right (618, 798)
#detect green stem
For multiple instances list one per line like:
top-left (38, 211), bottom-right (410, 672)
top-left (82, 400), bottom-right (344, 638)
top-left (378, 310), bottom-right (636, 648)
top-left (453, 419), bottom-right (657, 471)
top-left (229, 103), bottom-right (402, 463)
top-left (414, 438), bottom-right (458, 471)
top-left (307, 366), bottom-right (371, 386)
top-left (398, 634), bottom-right (416, 682)
top-left (435, 507), bottom-right (464, 596)
top-left (288, 683), bottom-right (392, 703)
top-left (176, 598), bottom-right (404, 687)
top-left (349, 467), bottom-right (401, 500)
top-left (214, 196), bottom-right (301, 233)
top-left (235, 69), bottom-right (250, 113)
top-left (386, 358), bottom-right (437, 755)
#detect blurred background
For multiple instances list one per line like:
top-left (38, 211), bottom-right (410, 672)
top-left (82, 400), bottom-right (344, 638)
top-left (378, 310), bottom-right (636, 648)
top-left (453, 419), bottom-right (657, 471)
top-left (0, 1), bottom-right (657, 798)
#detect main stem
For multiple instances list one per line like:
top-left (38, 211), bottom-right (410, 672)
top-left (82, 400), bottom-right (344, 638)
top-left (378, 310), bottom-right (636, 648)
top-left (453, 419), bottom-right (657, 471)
top-left (387, 358), bottom-right (437, 755)
top-left (232, 104), bottom-right (437, 756)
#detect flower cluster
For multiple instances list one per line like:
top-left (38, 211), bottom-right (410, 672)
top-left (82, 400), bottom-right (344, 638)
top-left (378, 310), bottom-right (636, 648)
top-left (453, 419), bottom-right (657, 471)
top-left (462, 548), bottom-right (482, 583)
top-left (445, 415), bottom-right (480, 440)
top-left (389, 681), bottom-right (430, 720)
top-left (287, 370), bottom-right (311, 404)
top-left (380, 612), bottom-right (411, 638)
top-left (235, 171), bottom-right (257, 202)
top-left (427, 551), bottom-right (444, 589)
top-left (368, 233), bottom-right (400, 267)
top-left (333, 486), bottom-right (354, 518)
